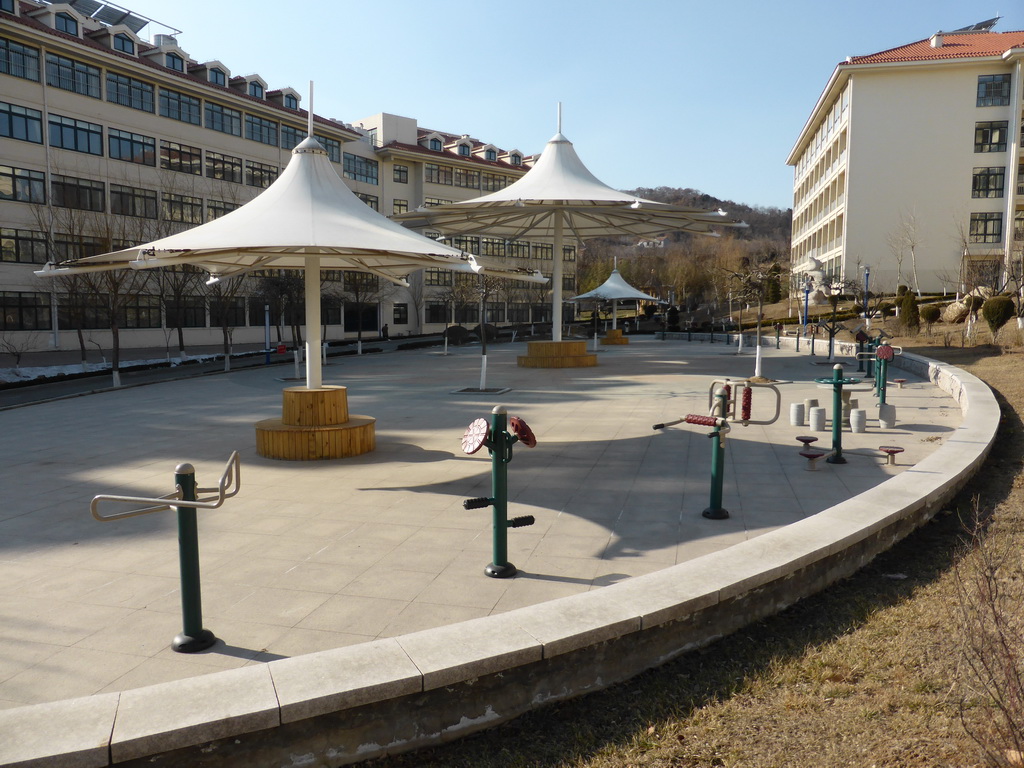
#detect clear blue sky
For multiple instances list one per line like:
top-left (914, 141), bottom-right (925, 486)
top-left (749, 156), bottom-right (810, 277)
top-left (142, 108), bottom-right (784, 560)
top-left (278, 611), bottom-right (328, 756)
top-left (120, 0), bottom-right (1024, 210)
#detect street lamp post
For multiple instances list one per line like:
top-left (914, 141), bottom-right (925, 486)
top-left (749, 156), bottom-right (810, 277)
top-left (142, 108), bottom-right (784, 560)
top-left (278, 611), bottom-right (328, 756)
top-left (803, 279), bottom-right (812, 328)
top-left (828, 282), bottom-right (842, 361)
top-left (863, 266), bottom-right (871, 329)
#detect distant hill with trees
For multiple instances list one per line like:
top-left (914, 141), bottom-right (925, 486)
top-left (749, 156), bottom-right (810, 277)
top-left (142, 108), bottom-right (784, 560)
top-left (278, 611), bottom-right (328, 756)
top-left (627, 186), bottom-right (792, 242)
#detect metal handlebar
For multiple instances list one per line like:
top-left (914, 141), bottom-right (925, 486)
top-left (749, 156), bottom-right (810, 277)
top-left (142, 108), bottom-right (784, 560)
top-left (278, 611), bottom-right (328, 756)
top-left (91, 451), bottom-right (241, 522)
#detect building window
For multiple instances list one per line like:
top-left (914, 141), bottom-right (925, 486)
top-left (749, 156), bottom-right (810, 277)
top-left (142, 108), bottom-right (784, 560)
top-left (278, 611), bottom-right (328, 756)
top-left (0, 0), bottom-right (14, 13)
top-left (458, 144), bottom-right (470, 157)
top-left (975, 121), bottom-right (1007, 153)
top-left (211, 296), bottom-right (246, 327)
top-left (284, 94), bottom-right (298, 109)
top-left (248, 81), bottom-right (264, 98)
top-left (246, 160), bottom-right (278, 188)
top-left (343, 152), bottom-right (379, 184)
top-left (426, 301), bottom-right (448, 324)
top-left (969, 212), bottom-right (1002, 243)
top-left (482, 173), bottom-right (508, 191)
top-left (314, 134), bottom-right (341, 163)
top-left (113, 33), bottom-right (134, 54)
top-left (108, 129), bottom-right (155, 165)
top-left (0, 165), bottom-right (45, 203)
top-left (480, 238), bottom-right (505, 257)
top-left (110, 184), bottom-right (157, 218)
top-left (207, 199), bottom-right (240, 220)
top-left (55, 12), bottom-right (78, 36)
top-left (454, 168), bottom-right (479, 188)
top-left (280, 124), bottom-right (303, 150)
top-left (424, 268), bottom-right (453, 286)
top-left (0, 291), bottom-right (51, 331)
top-left (0, 102), bottom-right (42, 143)
top-left (159, 88), bottom-right (201, 124)
top-left (52, 175), bottom-right (104, 211)
top-left (206, 151), bottom-right (242, 183)
top-left (534, 243), bottom-right (553, 260)
top-left (163, 193), bottom-right (203, 224)
top-left (107, 72), bottom-right (154, 112)
top-left (510, 154), bottom-right (522, 166)
top-left (423, 197), bottom-right (452, 207)
top-left (429, 137), bottom-right (442, 151)
top-left (121, 295), bottom-right (161, 329)
top-left (508, 241), bottom-right (530, 259)
top-left (450, 235), bottom-right (478, 253)
top-left (1, 228), bottom-right (48, 263)
top-left (205, 102), bottom-right (242, 136)
top-left (425, 163), bottom-right (453, 185)
top-left (46, 53), bottom-right (100, 97)
top-left (393, 303), bottom-right (409, 325)
top-left (972, 167), bottom-right (1005, 198)
top-left (977, 74), bottom-right (1011, 107)
top-left (245, 114), bottom-right (277, 146)
top-left (393, 164), bottom-right (408, 184)
top-left (167, 296), bottom-right (206, 327)
top-left (356, 193), bottom-right (379, 211)
top-left (392, 199), bottom-right (408, 215)
top-left (209, 68), bottom-right (226, 86)
top-left (485, 149), bottom-right (496, 161)
top-left (166, 52), bottom-right (184, 72)
top-left (160, 140), bottom-right (202, 174)
top-left (48, 115), bottom-right (102, 155)
top-left (1, 37), bottom-right (39, 81)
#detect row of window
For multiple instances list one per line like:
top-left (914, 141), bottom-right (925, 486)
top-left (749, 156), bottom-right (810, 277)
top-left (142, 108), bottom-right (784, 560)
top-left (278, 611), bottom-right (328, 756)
top-left (0, 165), bottom-right (245, 225)
top-left (424, 136), bottom-right (521, 165)
top-left (0, 36), bottom-right (342, 156)
top-left (0, 290), bottom-right (565, 332)
top-left (424, 162), bottom-right (512, 191)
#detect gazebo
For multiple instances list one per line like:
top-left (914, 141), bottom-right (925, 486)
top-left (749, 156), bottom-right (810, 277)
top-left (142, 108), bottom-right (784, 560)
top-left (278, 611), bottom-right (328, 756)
top-left (396, 116), bottom-right (745, 367)
top-left (38, 135), bottom-right (543, 460)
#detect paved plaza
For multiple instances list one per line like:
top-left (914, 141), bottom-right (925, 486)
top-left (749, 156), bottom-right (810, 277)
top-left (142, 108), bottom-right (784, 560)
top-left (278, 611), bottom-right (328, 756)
top-left (0, 338), bottom-right (959, 709)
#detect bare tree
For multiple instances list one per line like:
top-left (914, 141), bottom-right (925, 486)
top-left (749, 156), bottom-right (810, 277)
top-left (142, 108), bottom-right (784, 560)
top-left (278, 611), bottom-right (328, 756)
top-left (0, 332), bottom-right (40, 368)
top-left (206, 274), bottom-right (251, 371)
top-left (888, 210), bottom-right (923, 297)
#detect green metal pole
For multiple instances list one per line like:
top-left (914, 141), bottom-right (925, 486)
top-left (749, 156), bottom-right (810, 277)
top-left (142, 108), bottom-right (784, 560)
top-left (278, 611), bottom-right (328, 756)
top-left (173, 464), bottom-right (216, 653)
top-left (826, 364), bottom-right (847, 464)
top-left (702, 389), bottom-right (729, 520)
top-left (879, 357), bottom-right (889, 406)
top-left (485, 406), bottom-right (516, 578)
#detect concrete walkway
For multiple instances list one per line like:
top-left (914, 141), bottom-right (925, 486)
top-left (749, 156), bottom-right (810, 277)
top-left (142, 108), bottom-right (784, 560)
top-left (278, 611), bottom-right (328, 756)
top-left (0, 338), bottom-right (958, 709)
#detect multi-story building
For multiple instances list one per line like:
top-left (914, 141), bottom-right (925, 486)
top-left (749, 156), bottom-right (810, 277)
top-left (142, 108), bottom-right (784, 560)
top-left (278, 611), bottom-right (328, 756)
top-left (0, 0), bottom-right (564, 354)
top-left (787, 18), bottom-right (1024, 296)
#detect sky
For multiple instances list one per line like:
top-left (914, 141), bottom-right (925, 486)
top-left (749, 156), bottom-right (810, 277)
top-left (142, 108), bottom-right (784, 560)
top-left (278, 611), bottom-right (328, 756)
top-left (114, 0), bottom-right (1024, 211)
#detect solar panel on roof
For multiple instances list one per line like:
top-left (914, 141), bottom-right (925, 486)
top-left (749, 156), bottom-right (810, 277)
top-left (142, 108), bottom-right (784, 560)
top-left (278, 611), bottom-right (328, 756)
top-left (122, 14), bottom-right (147, 33)
top-left (92, 5), bottom-right (128, 24)
top-left (68, 0), bottom-right (102, 16)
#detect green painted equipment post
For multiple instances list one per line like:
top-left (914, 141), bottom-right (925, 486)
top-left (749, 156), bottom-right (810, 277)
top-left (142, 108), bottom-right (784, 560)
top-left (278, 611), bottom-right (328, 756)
top-left (702, 389), bottom-right (730, 520)
top-left (486, 406), bottom-right (515, 579)
top-left (827, 364), bottom-right (847, 464)
top-left (172, 464), bottom-right (216, 653)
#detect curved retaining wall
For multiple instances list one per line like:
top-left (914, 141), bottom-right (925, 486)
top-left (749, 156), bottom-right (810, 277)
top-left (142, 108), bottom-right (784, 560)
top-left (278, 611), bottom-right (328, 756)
top-left (2, 350), bottom-right (998, 768)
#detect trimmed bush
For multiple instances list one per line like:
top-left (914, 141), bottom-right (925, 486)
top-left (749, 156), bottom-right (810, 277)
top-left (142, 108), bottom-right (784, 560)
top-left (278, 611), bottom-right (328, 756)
top-left (900, 292), bottom-right (920, 333)
top-left (982, 295), bottom-right (1015, 337)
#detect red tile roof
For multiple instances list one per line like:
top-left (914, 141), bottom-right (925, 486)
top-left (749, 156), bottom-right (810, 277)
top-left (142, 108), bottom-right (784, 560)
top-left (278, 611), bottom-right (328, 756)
top-left (847, 30), bottom-right (1024, 65)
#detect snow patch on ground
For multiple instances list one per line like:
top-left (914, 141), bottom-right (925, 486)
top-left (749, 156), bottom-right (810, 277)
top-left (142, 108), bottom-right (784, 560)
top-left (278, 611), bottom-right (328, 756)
top-left (0, 355), bottom-right (219, 384)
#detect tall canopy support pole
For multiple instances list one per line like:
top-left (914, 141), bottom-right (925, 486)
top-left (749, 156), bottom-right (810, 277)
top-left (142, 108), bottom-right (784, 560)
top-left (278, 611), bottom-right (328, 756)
top-left (305, 255), bottom-right (323, 389)
top-left (552, 211), bottom-right (564, 342)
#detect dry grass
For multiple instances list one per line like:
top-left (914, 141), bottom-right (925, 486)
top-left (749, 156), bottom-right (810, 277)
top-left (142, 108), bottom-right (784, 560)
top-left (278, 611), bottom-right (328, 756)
top-left (369, 318), bottom-right (1024, 768)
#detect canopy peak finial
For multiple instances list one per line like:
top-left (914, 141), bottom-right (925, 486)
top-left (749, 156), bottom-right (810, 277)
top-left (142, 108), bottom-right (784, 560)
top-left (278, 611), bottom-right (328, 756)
top-left (557, 102), bottom-right (562, 133)
top-left (307, 81), bottom-right (314, 137)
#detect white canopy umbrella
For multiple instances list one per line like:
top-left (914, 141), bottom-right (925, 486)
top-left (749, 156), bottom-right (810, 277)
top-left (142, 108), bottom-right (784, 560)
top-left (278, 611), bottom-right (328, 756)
top-left (37, 135), bottom-right (544, 389)
top-left (571, 268), bottom-right (666, 350)
top-left (395, 119), bottom-right (746, 342)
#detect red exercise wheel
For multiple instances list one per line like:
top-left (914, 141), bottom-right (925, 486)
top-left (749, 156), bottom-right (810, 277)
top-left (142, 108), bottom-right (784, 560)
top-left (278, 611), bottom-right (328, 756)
top-left (461, 418), bottom-right (489, 454)
top-left (876, 345), bottom-right (895, 361)
top-left (509, 416), bottom-right (537, 448)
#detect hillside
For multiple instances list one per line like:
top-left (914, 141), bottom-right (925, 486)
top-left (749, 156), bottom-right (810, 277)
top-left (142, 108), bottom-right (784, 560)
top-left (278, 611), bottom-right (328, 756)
top-left (628, 185), bottom-right (793, 242)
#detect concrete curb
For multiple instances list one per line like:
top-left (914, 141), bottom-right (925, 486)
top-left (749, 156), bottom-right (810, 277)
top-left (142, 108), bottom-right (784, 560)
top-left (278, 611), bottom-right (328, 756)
top-left (0, 349), bottom-right (997, 768)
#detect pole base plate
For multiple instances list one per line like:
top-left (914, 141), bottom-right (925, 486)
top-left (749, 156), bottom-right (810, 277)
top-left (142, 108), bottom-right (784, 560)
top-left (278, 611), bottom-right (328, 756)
top-left (826, 455), bottom-right (847, 464)
top-left (172, 629), bottom-right (217, 653)
top-left (702, 507), bottom-right (730, 520)
top-left (485, 562), bottom-right (518, 579)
